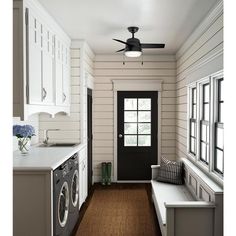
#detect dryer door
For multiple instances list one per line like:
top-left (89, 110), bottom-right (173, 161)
top-left (71, 169), bottom-right (79, 207)
top-left (58, 181), bottom-right (69, 227)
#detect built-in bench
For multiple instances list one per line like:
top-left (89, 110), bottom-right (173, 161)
top-left (151, 158), bottom-right (223, 236)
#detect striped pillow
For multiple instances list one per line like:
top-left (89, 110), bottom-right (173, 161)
top-left (156, 157), bottom-right (183, 185)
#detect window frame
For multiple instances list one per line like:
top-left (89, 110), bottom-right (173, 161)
top-left (187, 71), bottom-right (224, 185)
top-left (213, 77), bottom-right (224, 176)
top-left (199, 81), bottom-right (210, 166)
top-left (188, 85), bottom-right (197, 157)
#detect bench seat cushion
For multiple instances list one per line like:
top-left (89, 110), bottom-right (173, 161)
top-left (151, 180), bottom-right (194, 225)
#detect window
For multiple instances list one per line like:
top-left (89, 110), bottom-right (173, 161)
top-left (200, 83), bottom-right (210, 164)
top-left (124, 98), bottom-right (151, 146)
top-left (214, 78), bottom-right (224, 175)
top-left (189, 87), bottom-right (197, 155)
top-left (187, 72), bottom-right (224, 179)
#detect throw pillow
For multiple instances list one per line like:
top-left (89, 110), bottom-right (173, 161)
top-left (156, 157), bottom-right (183, 185)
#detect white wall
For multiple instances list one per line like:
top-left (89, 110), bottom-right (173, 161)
top-left (93, 54), bottom-right (176, 181)
top-left (13, 114), bottom-right (39, 151)
top-left (175, 1), bottom-right (223, 160)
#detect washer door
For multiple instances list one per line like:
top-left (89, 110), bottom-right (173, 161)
top-left (58, 181), bottom-right (69, 227)
top-left (71, 169), bottom-right (79, 207)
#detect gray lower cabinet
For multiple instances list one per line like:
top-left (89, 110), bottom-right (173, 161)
top-left (13, 171), bottom-right (53, 236)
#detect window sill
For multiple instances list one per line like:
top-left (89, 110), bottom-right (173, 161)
top-left (186, 154), bottom-right (223, 188)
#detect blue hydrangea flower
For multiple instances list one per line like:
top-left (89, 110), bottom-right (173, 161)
top-left (13, 125), bottom-right (36, 138)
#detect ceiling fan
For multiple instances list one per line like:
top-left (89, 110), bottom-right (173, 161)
top-left (113, 26), bottom-right (165, 57)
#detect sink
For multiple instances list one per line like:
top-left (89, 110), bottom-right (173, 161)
top-left (38, 143), bottom-right (78, 147)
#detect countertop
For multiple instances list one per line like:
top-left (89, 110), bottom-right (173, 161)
top-left (13, 143), bottom-right (86, 171)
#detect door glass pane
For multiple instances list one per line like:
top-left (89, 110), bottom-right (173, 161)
top-left (201, 142), bottom-right (206, 161)
top-left (216, 149), bottom-right (223, 172)
top-left (124, 111), bottom-right (137, 122)
top-left (217, 127), bottom-right (224, 149)
top-left (201, 124), bottom-right (206, 141)
top-left (124, 123), bottom-right (137, 134)
top-left (138, 111), bottom-right (151, 122)
top-left (138, 135), bottom-right (151, 146)
top-left (124, 135), bottom-right (137, 146)
top-left (204, 104), bottom-right (209, 121)
top-left (138, 123), bottom-right (151, 134)
top-left (124, 99), bottom-right (137, 110)
top-left (204, 84), bottom-right (209, 102)
top-left (138, 99), bottom-right (151, 110)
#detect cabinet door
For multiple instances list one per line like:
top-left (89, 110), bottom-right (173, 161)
top-left (42, 26), bottom-right (54, 104)
top-left (27, 10), bottom-right (43, 104)
top-left (55, 37), bottom-right (63, 105)
top-left (62, 46), bottom-right (70, 105)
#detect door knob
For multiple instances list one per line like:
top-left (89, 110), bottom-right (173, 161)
top-left (118, 134), bottom-right (123, 138)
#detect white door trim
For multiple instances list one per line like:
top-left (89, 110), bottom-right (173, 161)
top-left (112, 79), bottom-right (163, 182)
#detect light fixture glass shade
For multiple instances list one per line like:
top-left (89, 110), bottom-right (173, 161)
top-left (125, 50), bottom-right (142, 57)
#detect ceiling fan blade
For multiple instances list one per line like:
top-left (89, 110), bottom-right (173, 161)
top-left (113, 38), bottom-right (129, 45)
top-left (116, 48), bottom-right (125, 52)
top-left (141, 43), bottom-right (165, 48)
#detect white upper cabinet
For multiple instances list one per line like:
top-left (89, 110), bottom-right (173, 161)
top-left (27, 9), bottom-right (42, 104)
top-left (42, 25), bottom-right (55, 105)
top-left (13, 0), bottom-right (71, 120)
top-left (55, 37), bottom-right (70, 106)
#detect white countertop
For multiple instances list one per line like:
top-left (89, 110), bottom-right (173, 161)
top-left (13, 143), bottom-right (86, 171)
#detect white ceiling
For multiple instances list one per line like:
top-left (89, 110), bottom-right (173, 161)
top-left (38, 0), bottom-right (219, 55)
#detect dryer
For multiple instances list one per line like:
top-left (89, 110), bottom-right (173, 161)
top-left (68, 153), bottom-right (80, 234)
top-left (53, 160), bottom-right (70, 236)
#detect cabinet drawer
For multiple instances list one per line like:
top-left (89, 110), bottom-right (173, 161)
top-left (188, 173), bottom-right (197, 195)
top-left (199, 185), bottom-right (211, 202)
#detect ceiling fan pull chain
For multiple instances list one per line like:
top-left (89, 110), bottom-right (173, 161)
top-left (123, 53), bottom-right (125, 65)
top-left (141, 54), bottom-right (144, 65)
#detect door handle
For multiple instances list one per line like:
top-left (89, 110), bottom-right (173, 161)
top-left (118, 134), bottom-right (123, 138)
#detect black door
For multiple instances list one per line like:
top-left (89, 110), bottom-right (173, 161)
top-left (117, 91), bottom-right (158, 180)
top-left (87, 88), bottom-right (93, 193)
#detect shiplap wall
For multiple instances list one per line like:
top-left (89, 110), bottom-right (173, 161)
top-left (176, 1), bottom-right (223, 161)
top-left (93, 55), bottom-right (176, 181)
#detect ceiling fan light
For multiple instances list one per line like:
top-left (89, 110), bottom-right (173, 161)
top-left (125, 50), bottom-right (142, 57)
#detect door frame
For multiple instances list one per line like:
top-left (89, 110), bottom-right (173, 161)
top-left (112, 79), bottom-right (163, 182)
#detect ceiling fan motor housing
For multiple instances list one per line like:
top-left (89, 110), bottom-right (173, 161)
top-left (126, 38), bottom-right (142, 52)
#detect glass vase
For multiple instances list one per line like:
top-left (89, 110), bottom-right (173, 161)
top-left (18, 137), bottom-right (31, 154)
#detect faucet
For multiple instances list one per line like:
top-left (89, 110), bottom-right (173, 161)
top-left (43, 129), bottom-right (60, 145)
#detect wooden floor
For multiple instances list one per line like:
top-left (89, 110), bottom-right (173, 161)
top-left (72, 183), bottom-right (161, 236)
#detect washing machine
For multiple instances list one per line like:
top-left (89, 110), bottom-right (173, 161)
top-left (53, 160), bottom-right (71, 236)
top-left (68, 153), bottom-right (80, 234)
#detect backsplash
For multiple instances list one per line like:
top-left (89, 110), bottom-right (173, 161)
top-left (13, 114), bottom-right (39, 151)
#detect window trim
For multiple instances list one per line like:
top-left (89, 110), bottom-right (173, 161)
top-left (186, 70), bottom-right (224, 186)
top-left (212, 76), bottom-right (224, 176)
top-left (198, 80), bottom-right (210, 165)
top-left (187, 83), bottom-right (197, 160)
